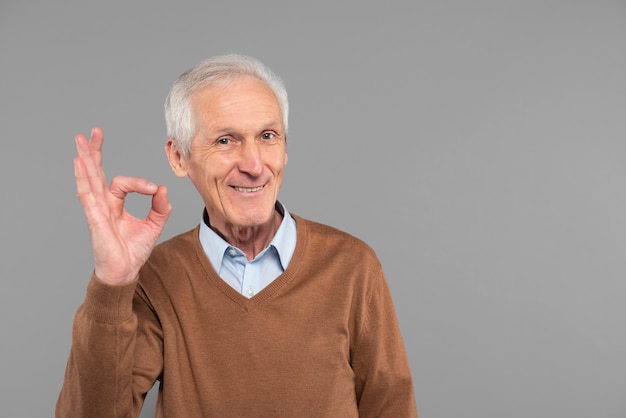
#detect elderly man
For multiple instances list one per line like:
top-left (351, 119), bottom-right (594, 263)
top-left (56, 54), bottom-right (417, 417)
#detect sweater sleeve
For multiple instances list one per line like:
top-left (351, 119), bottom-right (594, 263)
top-left (55, 275), bottom-right (162, 418)
top-left (352, 270), bottom-right (418, 418)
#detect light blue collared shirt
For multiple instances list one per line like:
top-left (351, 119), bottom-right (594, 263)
top-left (198, 202), bottom-right (297, 298)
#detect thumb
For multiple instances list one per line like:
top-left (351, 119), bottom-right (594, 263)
top-left (146, 185), bottom-right (172, 229)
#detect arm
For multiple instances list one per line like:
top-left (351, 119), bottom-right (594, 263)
top-left (352, 271), bottom-right (418, 418)
top-left (56, 277), bottom-right (161, 418)
top-left (56, 127), bottom-right (171, 417)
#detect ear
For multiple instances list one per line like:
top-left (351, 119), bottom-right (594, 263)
top-left (165, 139), bottom-right (189, 178)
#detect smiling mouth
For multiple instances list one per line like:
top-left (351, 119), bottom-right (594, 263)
top-left (232, 185), bottom-right (264, 193)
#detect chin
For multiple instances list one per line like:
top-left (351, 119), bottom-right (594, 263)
top-left (230, 210), bottom-right (274, 228)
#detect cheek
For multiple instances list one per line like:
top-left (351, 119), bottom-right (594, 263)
top-left (269, 150), bottom-right (288, 170)
top-left (185, 160), bottom-right (217, 190)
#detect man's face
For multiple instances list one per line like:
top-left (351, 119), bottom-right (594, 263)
top-left (168, 75), bottom-right (288, 232)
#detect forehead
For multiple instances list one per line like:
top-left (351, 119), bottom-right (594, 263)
top-left (192, 76), bottom-right (281, 120)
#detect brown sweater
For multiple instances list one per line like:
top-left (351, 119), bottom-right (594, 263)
top-left (56, 215), bottom-right (417, 417)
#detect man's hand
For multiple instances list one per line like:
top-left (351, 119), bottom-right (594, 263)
top-left (74, 127), bottom-right (172, 285)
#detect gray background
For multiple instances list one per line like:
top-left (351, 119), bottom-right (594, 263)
top-left (1, 1), bottom-right (625, 417)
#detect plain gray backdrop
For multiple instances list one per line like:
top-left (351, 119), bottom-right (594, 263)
top-left (2, 1), bottom-right (626, 417)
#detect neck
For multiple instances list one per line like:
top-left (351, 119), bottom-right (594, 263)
top-left (206, 207), bottom-right (283, 261)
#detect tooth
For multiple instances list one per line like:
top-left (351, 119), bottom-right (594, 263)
top-left (235, 186), bottom-right (262, 192)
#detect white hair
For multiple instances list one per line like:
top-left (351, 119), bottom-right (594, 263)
top-left (164, 54), bottom-right (289, 157)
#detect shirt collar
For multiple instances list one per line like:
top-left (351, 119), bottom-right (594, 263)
top-left (198, 201), bottom-right (297, 271)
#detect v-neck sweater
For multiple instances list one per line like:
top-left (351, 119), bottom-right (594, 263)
top-left (56, 215), bottom-right (417, 417)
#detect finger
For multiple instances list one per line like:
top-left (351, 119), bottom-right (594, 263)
top-left (146, 185), bottom-right (172, 229)
top-left (109, 175), bottom-right (159, 201)
top-left (75, 131), bottom-right (107, 198)
top-left (88, 126), bottom-right (104, 168)
top-left (74, 157), bottom-right (99, 209)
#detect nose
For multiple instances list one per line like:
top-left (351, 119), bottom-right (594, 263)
top-left (238, 140), bottom-right (263, 176)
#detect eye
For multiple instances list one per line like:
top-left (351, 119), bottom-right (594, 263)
top-left (261, 132), bottom-right (277, 141)
top-left (217, 137), bottom-right (230, 145)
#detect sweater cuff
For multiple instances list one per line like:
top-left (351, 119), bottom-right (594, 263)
top-left (81, 273), bottom-right (138, 324)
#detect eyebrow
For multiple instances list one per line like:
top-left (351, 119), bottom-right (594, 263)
top-left (211, 121), bottom-right (283, 135)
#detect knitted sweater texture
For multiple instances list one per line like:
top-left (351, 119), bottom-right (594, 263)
top-left (56, 215), bottom-right (417, 417)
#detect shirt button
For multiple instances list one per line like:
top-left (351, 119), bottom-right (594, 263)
top-left (228, 248), bottom-right (237, 257)
top-left (248, 288), bottom-right (255, 297)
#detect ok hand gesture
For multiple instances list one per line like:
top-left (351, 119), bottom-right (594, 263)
top-left (74, 127), bottom-right (172, 285)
